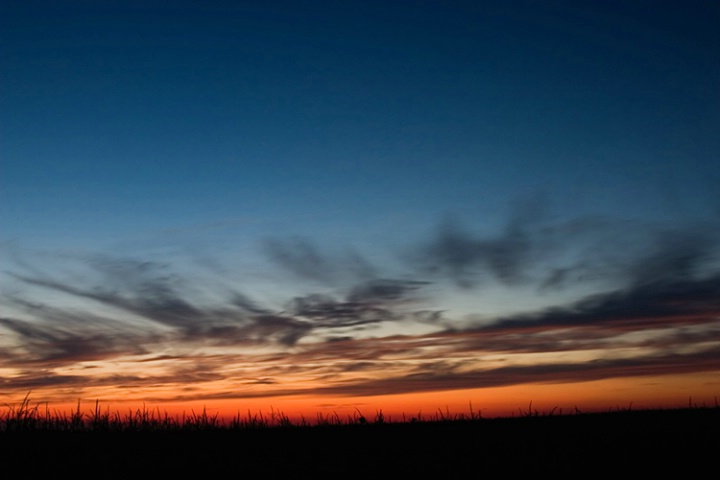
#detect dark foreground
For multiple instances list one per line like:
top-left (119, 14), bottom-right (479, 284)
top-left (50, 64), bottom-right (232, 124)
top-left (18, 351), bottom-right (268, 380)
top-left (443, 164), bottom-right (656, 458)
top-left (1, 407), bottom-right (717, 476)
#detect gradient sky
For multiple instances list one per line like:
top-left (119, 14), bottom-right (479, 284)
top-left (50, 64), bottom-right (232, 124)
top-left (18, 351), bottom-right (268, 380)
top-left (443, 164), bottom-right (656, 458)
top-left (2, 0), bottom-right (719, 419)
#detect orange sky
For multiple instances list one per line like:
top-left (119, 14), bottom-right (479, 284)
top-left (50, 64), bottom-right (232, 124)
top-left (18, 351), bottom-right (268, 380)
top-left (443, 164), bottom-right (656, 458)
top-left (7, 371), bottom-right (717, 424)
top-left (3, 281), bottom-right (720, 423)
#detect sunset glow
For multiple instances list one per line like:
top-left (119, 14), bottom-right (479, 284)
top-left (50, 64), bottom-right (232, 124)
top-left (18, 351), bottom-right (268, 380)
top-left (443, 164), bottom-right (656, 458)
top-left (2, 1), bottom-right (719, 422)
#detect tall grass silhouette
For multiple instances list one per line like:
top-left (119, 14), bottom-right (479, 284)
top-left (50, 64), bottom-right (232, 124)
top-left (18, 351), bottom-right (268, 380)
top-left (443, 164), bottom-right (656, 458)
top-left (2, 393), bottom-right (718, 433)
top-left (1, 393), bottom-right (718, 477)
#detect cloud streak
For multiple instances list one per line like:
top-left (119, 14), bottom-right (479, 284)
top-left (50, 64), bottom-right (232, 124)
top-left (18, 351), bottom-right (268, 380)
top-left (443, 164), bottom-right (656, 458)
top-left (304, 345), bottom-right (720, 398)
top-left (481, 274), bottom-right (720, 334)
top-left (1, 212), bottom-right (719, 405)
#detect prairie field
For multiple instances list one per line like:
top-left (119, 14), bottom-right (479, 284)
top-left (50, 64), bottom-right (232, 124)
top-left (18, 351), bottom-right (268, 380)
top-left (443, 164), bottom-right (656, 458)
top-left (1, 398), bottom-right (717, 476)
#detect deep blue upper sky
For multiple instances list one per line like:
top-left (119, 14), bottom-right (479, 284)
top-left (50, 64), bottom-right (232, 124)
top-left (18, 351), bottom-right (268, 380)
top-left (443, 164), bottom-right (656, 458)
top-left (2, 0), bottom-right (720, 317)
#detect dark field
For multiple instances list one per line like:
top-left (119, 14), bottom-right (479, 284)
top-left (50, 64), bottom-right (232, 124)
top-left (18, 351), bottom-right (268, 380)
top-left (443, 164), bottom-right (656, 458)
top-left (1, 406), bottom-right (718, 476)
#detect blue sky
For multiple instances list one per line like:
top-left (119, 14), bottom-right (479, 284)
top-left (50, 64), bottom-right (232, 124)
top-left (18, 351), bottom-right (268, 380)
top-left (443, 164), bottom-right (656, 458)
top-left (1, 1), bottom-right (719, 412)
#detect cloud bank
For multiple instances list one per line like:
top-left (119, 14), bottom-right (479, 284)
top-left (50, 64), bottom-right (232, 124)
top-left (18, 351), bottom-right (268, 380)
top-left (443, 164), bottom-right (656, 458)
top-left (1, 212), bottom-right (719, 404)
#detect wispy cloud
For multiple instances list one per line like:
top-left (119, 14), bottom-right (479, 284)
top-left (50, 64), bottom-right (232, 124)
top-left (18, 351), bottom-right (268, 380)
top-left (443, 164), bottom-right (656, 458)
top-left (1, 212), bottom-right (719, 403)
top-left (415, 212), bottom-right (541, 288)
top-left (414, 207), bottom-right (720, 295)
top-left (287, 279), bottom-right (428, 328)
top-left (304, 346), bottom-right (720, 398)
top-left (262, 237), bottom-right (377, 285)
top-left (481, 274), bottom-right (720, 334)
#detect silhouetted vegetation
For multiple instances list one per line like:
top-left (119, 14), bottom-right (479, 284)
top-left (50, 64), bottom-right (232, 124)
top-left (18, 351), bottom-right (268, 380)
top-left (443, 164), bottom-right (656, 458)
top-left (1, 394), bottom-right (718, 476)
top-left (0, 394), bottom-right (503, 432)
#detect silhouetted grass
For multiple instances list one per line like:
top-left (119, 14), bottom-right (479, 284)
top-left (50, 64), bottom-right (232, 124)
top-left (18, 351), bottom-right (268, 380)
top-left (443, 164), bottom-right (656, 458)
top-left (1, 394), bottom-right (494, 432)
top-left (1, 394), bottom-right (718, 476)
top-left (2, 393), bottom-right (719, 432)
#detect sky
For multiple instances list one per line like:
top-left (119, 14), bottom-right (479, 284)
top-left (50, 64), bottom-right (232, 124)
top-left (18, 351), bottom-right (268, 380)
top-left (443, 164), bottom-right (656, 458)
top-left (1, 0), bottom-right (720, 420)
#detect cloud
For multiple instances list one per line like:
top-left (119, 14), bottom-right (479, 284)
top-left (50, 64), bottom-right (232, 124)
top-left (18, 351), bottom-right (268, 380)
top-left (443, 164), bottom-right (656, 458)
top-left (626, 225), bottom-right (720, 287)
top-left (287, 278), bottom-right (429, 329)
top-left (0, 254), bottom-right (430, 371)
top-left (262, 237), bottom-right (378, 285)
top-left (482, 272), bottom-right (720, 336)
top-left (0, 371), bottom-right (89, 391)
top-left (287, 293), bottom-right (397, 328)
top-left (416, 215), bottom-right (536, 288)
top-left (262, 237), bottom-right (336, 283)
top-left (411, 206), bottom-right (623, 290)
top-left (0, 314), bottom-right (151, 366)
top-left (9, 267), bottom-right (208, 332)
top-left (0, 295), bottom-right (158, 367)
top-left (304, 345), bottom-right (720, 398)
top-left (230, 292), bottom-right (272, 315)
top-left (2, 209), bottom-right (719, 403)
top-left (411, 207), bottom-right (720, 302)
top-left (347, 279), bottom-right (428, 303)
top-left (2, 255), bottom-right (319, 358)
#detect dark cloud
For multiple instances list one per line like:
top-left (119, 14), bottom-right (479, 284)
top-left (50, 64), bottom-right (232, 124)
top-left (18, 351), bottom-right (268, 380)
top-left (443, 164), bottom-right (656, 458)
top-left (412, 208), bottom-right (720, 300)
top-left (288, 294), bottom-right (398, 328)
top-left (418, 216), bottom-right (536, 288)
top-left (231, 314), bottom-right (312, 347)
top-left (262, 237), bottom-right (335, 283)
top-left (0, 257), bottom-right (322, 364)
top-left (9, 270), bottom-right (208, 332)
top-left (230, 292), bottom-right (272, 315)
top-left (305, 345), bottom-right (720, 398)
top-left (2, 210), bottom-right (720, 403)
top-left (0, 371), bottom-right (87, 390)
top-left (627, 225), bottom-right (719, 287)
top-left (287, 278), bottom-right (428, 329)
top-left (347, 279), bottom-right (428, 303)
top-left (0, 296), bottom-right (156, 367)
top-left (262, 237), bottom-right (379, 285)
top-left (1, 254), bottom-right (433, 370)
top-left (412, 207), bottom-right (622, 290)
top-left (483, 274), bottom-right (720, 334)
